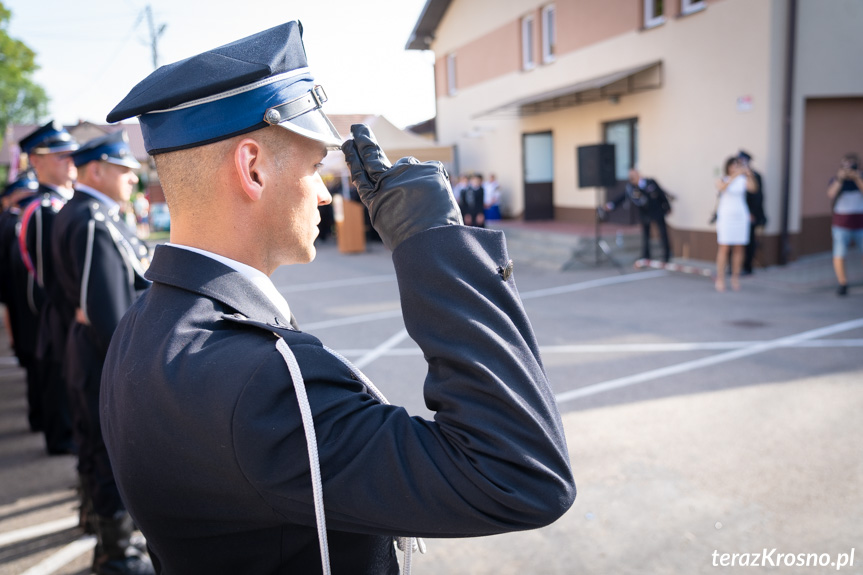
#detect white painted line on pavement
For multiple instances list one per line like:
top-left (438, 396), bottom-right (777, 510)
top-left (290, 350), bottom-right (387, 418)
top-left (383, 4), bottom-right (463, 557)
top-left (519, 270), bottom-right (669, 300)
top-left (354, 329), bottom-right (411, 370)
top-left (0, 515), bottom-right (79, 547)
top-left (19, 535), bottom-right (96, 575)
top-left (334, 338), bottom-right (863, 358)
top-left (300, 271), bottom-right (667, 331)
top-left (540, 339), bottom-right (863, 353)
top-left (555, 317), bottom-right (863, 404)
top-left (793, 338), bottom-right (863, 347)
top-left (276, 274), bottom-right (395, 293)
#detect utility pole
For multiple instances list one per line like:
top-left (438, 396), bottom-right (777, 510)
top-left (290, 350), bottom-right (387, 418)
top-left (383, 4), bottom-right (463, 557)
top-left (144, 5), bottom-right (167, 70)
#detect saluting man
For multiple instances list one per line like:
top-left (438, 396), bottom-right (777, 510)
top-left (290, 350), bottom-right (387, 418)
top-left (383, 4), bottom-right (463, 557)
top-left (100, 21), bottom-right (574, 574)
top-left (52, 131), bottom-right (153, 575)
top-left (17, 121), bottom-right (78, 455)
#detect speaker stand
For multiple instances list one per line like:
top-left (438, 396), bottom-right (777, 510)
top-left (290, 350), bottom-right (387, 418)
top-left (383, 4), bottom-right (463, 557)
top-left (562, 187), bottom-right (624, 272)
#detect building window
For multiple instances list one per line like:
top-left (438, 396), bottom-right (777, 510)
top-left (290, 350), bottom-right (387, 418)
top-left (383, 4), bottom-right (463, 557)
top-left (541, 5), bottom-right (556, 64)
top-left (446, 53), bottom-right (457, 96)
top-left (521, 14), bottom-right (536, 70)
top-left (680, 0), bottom-right (706, 15)
top-left (643, 0), bottom-right (665, 28)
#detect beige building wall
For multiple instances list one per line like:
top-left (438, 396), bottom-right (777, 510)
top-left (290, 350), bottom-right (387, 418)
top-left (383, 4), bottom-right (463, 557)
top-left (436, 0), bottom-right (772, 221)
top-left (430, 0), bottom-right (863, 262)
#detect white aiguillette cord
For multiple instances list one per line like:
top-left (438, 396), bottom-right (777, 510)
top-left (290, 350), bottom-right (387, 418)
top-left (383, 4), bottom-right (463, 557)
top-left (273, 338), bottom-right (425, 575)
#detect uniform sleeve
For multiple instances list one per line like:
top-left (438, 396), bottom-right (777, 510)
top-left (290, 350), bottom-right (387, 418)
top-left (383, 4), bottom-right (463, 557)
top-left (233, 225), bottom-right (575, 538)
top-left (73, 219), bottom-right (132, 353)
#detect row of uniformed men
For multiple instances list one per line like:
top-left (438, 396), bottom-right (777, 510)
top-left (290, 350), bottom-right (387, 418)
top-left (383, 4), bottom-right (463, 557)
top-left (0, 121), bottom-right (154, 574)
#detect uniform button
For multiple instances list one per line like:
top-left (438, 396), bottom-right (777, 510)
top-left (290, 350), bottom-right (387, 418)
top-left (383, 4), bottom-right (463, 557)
top-left (94, 212), bottom-right (106, 221)
top-left (498, 259), bottom-right (514, 281)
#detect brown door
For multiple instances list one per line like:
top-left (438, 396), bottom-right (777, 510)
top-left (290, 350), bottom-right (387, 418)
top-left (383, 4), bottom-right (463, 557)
top-left (800, 97), bottom-right (863, 255)
top-left (523, 131), bottom-right (554, 220)
top-left (603, 118), bottom-right (638, 225)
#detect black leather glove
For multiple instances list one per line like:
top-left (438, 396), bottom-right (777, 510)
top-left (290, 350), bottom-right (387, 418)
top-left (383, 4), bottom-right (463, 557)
top-left (342, 124), bottom-right (462, 251)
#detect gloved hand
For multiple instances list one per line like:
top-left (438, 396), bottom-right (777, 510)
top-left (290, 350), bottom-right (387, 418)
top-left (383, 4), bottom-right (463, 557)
top-left (342, 124), bottom-right (462, 251)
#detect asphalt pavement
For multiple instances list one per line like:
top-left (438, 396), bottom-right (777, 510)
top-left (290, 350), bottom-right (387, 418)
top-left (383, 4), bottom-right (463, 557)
top-left (1, 225), bottom-right (861, 574)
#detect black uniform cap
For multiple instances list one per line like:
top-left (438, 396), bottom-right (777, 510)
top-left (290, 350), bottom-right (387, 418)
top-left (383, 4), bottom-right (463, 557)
top-left (107, 21), bottom-right (341, 154)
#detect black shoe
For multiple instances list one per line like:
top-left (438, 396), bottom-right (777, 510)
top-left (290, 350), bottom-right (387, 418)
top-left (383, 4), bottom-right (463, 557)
top-left (94, 512), bottom-right (155, 575)
top-left (94, 555), bottom-right (155, 575)
top-left (838, 284), bottom-right (848, 296)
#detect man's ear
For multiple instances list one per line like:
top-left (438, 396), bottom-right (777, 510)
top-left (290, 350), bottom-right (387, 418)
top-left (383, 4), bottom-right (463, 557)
top-left (87, 161), bottom-right (102, 184)
top-left (234, 138), bottom-right (265, 202)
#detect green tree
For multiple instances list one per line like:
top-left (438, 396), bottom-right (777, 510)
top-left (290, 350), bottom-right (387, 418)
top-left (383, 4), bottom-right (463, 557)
top-left (0, 2), bottom-right (48, 139)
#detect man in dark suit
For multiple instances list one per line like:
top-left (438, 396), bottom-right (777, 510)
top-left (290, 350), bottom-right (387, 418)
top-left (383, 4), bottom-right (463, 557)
top-left (17, 121), bottom-right (79, 455)
top-left (601, 168), bottom-right (674, 262)
top-left (738, 150), bottom-right (766, 275)
top-left (0, 171), bottom-right (42, 432)
top-left (52, 131), bottom-right (153, 575)
top-left (101, 21), bottom-right (574, 574)
top-left (459, 173), bottom-right (486, 227)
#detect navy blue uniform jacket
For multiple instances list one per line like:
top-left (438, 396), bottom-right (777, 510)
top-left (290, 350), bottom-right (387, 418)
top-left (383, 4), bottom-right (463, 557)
top-left (101, 225), bottom-right (575, 574)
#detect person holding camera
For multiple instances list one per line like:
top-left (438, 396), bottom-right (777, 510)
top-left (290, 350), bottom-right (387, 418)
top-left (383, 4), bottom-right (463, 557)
top-left (827, 153), bottom-right (863, 296)
top-left (600, 168), bottom-right (673, 263)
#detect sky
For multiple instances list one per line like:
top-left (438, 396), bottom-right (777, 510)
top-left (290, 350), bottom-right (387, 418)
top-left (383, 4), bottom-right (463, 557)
top-left (5, 0), bottom-right (437, 129)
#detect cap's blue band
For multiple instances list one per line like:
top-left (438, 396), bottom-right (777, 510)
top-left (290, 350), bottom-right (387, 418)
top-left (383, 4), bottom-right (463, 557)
top-left (140, 69), bottom-right (318, 154)
top-left (72, 140), bottom-right (141, 169)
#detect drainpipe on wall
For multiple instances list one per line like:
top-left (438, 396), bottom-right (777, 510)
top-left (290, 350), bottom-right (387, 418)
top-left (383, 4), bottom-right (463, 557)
top-left (778, 0), bottom-right (797, 266)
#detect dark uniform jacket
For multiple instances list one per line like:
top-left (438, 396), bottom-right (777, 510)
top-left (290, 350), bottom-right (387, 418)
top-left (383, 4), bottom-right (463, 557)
top-left (0, 196), bottom-right (41, 360)
top-left (101, 225), bottom-right (575, 574)
top-left (53, 188), bottom-right (150, 361)
top-left (459, 185), bottom-right (485, 223)
top-left (745, 170), bottom-right (766, 227)
top-left (609, 178), bottom-right (671, 224)
top-left (19, 185), bottom-right (69, 362)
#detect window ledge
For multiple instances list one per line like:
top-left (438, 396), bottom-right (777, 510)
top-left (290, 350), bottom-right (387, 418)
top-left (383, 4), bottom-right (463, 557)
top-left (679, 3), bottom-right (707, 17)
top-left (642, 16), bottom-right (666, 30)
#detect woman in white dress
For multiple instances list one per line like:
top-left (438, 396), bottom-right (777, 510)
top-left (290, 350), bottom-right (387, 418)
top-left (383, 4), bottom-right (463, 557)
top-left (715, 157), bottom-right (757, 291)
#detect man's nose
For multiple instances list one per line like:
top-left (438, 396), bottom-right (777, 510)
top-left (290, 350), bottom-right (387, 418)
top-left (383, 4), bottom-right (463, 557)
top-left (317, 183), bottom-right (332, 206)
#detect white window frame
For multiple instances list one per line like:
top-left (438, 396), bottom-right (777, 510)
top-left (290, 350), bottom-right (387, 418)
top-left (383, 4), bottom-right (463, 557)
top-left (643, 0), bottom-right (665, 29)
top-left (446, 53), bottom-right (457, 96)
top-left (680, 0), bottom-right (706, 16)
top-left (541, 4), bottom-right (556, 64)
top-left (521, 14), bottom-right (536, 70)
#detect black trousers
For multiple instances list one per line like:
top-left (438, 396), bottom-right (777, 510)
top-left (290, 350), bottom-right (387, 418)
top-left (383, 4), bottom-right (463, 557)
top-left (744, 222), bottom-right (758, 273)
top-left (41, 359), bottom-right (74, 453)
top-left (20, 353), bottom-right (43, 432)
top-left (66, 322), bottom-right (124, 518)
top-left (641, 217), bottom-right (671, 262)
